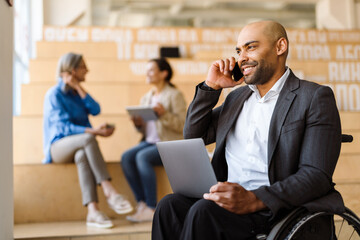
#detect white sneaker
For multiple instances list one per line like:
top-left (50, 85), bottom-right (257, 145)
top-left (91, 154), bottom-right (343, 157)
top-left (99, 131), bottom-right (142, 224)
top-left (86, 211), bottom-right (113, 229)
top-left (107, 194), bottom-right (133, 214)
top-left (126, 201), bottom-right (146, 222)
top-left (126, 205), bottom-right (155, 223)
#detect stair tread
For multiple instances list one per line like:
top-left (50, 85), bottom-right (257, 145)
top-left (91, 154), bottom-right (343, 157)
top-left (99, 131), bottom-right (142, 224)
top-left (13, 163), bottom-right (172, 224)
top-left (14, 219), bottom-right (151, 239)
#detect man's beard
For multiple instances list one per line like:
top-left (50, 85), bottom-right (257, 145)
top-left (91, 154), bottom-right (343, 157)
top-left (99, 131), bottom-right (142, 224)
top-left (243, 59), bottom-right (275, 85)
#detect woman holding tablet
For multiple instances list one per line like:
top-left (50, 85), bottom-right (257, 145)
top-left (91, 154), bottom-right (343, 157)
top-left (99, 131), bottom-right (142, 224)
top-left (43, 52), bottom-right (133, 228)
top-left (121, 58), bottom-right (187, 222)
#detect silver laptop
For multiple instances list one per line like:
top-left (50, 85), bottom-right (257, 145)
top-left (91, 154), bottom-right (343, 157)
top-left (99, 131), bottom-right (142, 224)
top-left (156, 138), bottom-right (218, 198)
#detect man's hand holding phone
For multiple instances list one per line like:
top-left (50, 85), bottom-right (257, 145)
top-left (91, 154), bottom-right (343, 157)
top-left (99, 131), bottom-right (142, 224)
top-left (205, 57), bottom-right (244, 90)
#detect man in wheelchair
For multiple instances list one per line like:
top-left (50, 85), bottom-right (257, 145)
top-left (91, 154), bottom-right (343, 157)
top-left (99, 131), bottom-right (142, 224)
top-left (152, 21), bottom-right (350, 240)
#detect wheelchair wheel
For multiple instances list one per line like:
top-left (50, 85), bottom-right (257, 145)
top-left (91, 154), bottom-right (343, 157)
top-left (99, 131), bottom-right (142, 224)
top-left (265, 207), bottom-right (360, 240)
top-left (282, 208), bottom-right (360, 240)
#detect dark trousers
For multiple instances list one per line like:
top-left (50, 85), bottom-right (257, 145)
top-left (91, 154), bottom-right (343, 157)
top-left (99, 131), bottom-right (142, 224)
top-left (152, 193), bottom-right (273, 240)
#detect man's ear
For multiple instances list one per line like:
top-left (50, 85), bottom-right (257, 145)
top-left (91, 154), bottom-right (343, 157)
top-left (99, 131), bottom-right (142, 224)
top-left (276, 37), bottom-right (288, 56)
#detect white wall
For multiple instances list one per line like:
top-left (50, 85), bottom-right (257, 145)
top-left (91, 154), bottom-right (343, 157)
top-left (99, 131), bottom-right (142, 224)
top-left (43, 0), bottom-right (91, 26)
top-left (356, 0), bottom-right (360, 28)
top-left (316, 0), bottom-right (360, 29)
top-left (0, 1), bottom-right (14, 240)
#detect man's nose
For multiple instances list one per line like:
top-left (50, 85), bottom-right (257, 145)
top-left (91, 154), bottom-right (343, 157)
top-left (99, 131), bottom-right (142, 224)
top-left (238, 51), bottom-right (248, 64)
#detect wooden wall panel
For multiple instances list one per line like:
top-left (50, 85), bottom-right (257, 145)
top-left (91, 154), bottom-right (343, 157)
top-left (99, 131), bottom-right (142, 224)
top-left (36, 41), bottom-right (118, 59)
top-left (29, 59), bottom-right (213, 83)
top-left (14, 112), bottom-right (359, 165)
top-left (13, 115), bottom-right (143, 164)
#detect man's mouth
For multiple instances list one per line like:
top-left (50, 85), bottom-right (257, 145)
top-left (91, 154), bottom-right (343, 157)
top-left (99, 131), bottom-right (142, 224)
top-left (242, 66), bottom-right (255, 76)
top-left (241, 62), bottom-right (257, 76)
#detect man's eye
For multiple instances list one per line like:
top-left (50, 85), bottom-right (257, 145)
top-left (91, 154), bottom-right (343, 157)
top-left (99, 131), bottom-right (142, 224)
top-left (236, 50), bottom-right (241, 55)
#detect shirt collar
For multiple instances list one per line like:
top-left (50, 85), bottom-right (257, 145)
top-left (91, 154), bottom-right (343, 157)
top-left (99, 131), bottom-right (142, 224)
top-left (248, 67), bottom-right (290, 102)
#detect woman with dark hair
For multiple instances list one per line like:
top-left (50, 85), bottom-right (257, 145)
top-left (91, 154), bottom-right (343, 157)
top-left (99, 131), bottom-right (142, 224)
top-left (121, 58), bottom-right (187, 222)
top-left (43, 52), bottom-right (133, 228)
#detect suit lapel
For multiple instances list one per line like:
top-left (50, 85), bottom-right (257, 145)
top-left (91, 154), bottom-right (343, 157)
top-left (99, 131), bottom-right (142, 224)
top-left (267, 72), bottom-right (299, 167)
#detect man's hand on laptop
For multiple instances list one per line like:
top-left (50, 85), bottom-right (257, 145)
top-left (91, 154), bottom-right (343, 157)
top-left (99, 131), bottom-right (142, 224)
top-left (203, 182), bottom-right (267, 214)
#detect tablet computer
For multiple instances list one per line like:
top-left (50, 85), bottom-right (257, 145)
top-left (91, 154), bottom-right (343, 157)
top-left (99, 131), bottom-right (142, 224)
top-left (126, 106), bottom-right (158, 121)
top-left (156, 138), bottom-right (217, 198)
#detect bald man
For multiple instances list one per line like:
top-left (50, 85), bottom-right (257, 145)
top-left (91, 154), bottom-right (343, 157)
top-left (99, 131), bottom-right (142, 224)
top-left (152, 21), bottom-right (344, 239)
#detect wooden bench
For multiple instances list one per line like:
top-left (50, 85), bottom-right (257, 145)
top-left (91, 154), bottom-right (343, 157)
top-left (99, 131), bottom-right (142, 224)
top-left (14, 163), bottom-right (171, 224)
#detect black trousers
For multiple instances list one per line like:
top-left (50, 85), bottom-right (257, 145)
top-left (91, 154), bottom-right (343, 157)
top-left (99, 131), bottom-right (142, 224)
top-left (152, 193), bottom-right (273, 240)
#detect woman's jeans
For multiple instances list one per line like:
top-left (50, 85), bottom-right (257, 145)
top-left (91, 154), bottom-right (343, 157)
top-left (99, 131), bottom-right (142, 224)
top-left (121, 141), bottom-right (162, 208)
top-left (51, 133), bottom-right (111, 206)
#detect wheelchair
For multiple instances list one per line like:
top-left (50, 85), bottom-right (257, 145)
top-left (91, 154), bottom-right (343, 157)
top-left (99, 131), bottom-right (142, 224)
top-left (258, 134), bottom-right (360, 240)
top-left (263, 206), bottom-right (360, 240)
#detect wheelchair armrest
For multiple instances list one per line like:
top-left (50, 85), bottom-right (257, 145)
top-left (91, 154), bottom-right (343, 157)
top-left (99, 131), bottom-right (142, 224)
top-left (342, 134), bottom-right (353, 143)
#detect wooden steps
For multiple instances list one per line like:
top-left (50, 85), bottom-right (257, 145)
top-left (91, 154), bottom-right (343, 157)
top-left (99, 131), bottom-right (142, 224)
top-left (335, 182), bottom-right (360, 217)
top-left (13, 115), bottom-right (141, 164)
top-left (14, 220), bottom-right (151, 240)
top-left (29, 58), bottom-right (360, 84)
top-left (14, 163), bottom-right (171, 224)
top-left (29, 59), bottom-right (212, 83)
top-left (20, 82), bottom-right (197, 116)
top-left (13, 216), bottom-right (360, 240)
top-left (12, 124), bottom-right (360, 223)
top-left (36, 41), bottom-right (119, 59)
top-left (13, 218), bottom-right (360, 240)
top-left (13, 112), bottom-right (360, 164)
top-left (13, 114), bottom-right (218, 165)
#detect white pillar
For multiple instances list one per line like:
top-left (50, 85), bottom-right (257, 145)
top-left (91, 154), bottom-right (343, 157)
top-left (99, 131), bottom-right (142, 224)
top-left (316, 0), bottom-right (357, 29)
top-left (0, 1), bottom-right (14, 240)
top-left (31, 0), bottom-right (44, 58)
top-left (356, 1), bottom-right (360, 28)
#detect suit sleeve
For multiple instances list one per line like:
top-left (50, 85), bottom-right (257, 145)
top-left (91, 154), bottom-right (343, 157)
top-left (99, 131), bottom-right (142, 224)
top-left (183, 82), bottom-right (223, 145)
top-left (252, 86), bottom-right (342, 216)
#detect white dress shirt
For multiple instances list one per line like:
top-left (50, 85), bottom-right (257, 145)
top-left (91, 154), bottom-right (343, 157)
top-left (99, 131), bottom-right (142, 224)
top-left (225, 68), bottom-right (290, 190)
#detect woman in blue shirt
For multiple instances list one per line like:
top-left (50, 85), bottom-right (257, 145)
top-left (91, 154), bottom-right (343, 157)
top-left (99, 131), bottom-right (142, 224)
top-left (43, 52), bottom-right (133, 228)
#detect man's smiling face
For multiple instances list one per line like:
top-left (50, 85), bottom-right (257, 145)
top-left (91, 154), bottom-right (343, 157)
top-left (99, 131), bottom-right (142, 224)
top-left (236, 22), bottom-right (279, 86)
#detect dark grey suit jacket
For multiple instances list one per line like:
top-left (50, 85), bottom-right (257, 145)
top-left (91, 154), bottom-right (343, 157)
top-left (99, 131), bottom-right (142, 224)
top-left (184, 70), bottom-right (345, 218)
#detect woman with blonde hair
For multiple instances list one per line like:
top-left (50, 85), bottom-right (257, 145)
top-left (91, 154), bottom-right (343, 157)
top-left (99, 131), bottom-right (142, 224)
top-left (43, 52), bottom-right (133, 228)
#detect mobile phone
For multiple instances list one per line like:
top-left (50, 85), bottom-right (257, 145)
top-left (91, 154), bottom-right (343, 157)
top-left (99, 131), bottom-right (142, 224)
top-left (232, 62), bottom-right (243, 82)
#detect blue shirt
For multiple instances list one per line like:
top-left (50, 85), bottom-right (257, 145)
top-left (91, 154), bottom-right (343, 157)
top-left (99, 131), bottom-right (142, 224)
top-left (43, 79), bottom-right (100, 163)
